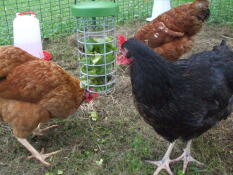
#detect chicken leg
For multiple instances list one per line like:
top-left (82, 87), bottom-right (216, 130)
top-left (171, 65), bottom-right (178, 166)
top-left (145, 141), bottom-right (176, 175)
top-left (16, 137), bottom-right (62, 166)
top-left (171, 140), bottom-right (204, 173)
top-left (32, 123), bottom-right (59, 137)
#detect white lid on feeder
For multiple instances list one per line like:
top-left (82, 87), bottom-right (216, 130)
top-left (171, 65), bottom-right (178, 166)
top-left (146, 0), bottom-right (171, 22)
top-left (13, 12), bottom-right (43, 58)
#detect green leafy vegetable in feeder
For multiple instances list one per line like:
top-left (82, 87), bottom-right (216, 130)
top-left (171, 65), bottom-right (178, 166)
top-left (84, 36), bottom-right (117, 54)
top-left (80, 36), bottom-right (116, 92)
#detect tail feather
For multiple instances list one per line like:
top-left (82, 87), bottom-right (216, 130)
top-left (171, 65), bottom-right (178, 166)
top-left (195, 0), bottom-right (209, 6)
top-left (213, 40), bottom-right (229, 51)
top-left (220, 40), bottom-right (227, 46)
top-left (194, 0), bottom-right (210, 21)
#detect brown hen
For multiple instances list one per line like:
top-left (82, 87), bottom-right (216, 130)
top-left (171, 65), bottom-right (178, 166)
top-left (0, 46), bottom-right (97, 166)
top-left (134, 0), bottom-right (210, 60)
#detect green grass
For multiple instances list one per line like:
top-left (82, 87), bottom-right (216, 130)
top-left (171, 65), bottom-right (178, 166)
top-left (0, 0), bottom-right (233, 45)
top-left (0, 105), bottom-right (232, 175)
top-left (1, 110), bottom-right (232, 175)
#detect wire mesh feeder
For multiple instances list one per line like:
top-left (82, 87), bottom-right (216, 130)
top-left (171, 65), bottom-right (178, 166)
top-left (72, 1), bottom-right (119, 94)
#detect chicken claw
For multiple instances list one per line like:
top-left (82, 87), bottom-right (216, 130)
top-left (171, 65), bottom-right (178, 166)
top-left (16, 137), bottom-right (62, 166)
top-left (171, 140), bottom-right (204, 173)
top-left (33, 124), bottom-right (59, 137)
top-left (145, 141), bottom-right (176, 175)
top-left (28, 148), bottom-right (62, 166)
top-left (145, 159), bottom-right (174, 175)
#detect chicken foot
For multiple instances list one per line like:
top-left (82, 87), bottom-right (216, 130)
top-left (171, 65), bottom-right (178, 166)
top-left (171, 140), bottom-right (204, 173)
top-left (32, 123), bottom-right (59, 137)
top-left (16, 137), bottom-right (62, 166)
top-left (145, 141), bottom-right (176, 175)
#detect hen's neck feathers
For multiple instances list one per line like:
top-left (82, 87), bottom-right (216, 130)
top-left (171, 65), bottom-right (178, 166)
top-left (127, 40), bottom-right (179, 106)
top-left (128, 39), bottom-right (178, 80)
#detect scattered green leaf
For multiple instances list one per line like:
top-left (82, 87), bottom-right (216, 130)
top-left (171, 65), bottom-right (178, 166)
top-left (96, 158), bottom-right (104, 166)
top-left (44, 173), bottom-right (54, 175)
top-left (57, 170), bottom-right (63, 175)
top-left (89, 112), bottom-right (99, 121)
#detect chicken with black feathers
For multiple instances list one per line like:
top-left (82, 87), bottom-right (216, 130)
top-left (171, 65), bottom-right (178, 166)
top-left (119, 39), bottom-right (233, 175)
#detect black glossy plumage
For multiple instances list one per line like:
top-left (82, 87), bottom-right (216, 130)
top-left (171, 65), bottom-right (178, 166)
top-left (123, 39), bottom-right (233, 142)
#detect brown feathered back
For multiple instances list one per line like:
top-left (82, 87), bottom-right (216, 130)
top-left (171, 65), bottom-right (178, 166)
top-left (134, 0), bottom-right (209, 60)
top-left (0, 60), bottom-right (85, 118)
top-left (0, 46), bottom-right (38, 78)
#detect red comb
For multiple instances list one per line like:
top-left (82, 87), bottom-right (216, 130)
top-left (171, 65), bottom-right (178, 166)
top-left (117, 34), bottom-right (127, 47)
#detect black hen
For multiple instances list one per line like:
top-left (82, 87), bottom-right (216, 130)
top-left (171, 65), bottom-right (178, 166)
top-left (120, 39), bottom-right (233, 175)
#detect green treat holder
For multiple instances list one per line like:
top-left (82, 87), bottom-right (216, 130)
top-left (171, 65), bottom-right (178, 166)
top-left (71, 1), bottom-right (119, 94)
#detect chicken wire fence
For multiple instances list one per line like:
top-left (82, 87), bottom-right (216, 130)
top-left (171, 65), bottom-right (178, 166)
top-left (0, 0), bottom-right (233, 45)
